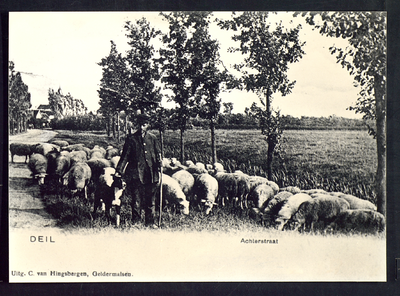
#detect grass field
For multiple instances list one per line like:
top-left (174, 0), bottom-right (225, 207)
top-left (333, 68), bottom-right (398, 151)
top-left (41, 128), bottom-right (379, 232)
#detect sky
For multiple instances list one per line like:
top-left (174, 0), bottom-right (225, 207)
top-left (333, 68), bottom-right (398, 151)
top-left (9, 12), bottom-right (363, 119)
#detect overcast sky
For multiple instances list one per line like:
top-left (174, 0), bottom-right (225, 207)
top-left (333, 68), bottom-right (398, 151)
top-left (9, 11), bottom-right (363, 118)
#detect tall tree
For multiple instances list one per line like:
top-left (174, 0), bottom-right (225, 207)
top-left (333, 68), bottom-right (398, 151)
top-left (9, 61), bottom-right (32, 134)
top-left (98, 40), bottom-right (129, 140)
top-left (124, 18), bottom-right (162, 116)
top-left (298, 11), bottom-right (387, 216)
top-left (189, 12), bottom-right (232, 165)
top-left (158, 12), bottom-right (204, 162)
top-left (218, 12), bottom-right (305, 179)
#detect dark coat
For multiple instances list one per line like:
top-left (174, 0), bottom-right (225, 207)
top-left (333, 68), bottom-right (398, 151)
top-left (116, 129), bottom-right (161, 184)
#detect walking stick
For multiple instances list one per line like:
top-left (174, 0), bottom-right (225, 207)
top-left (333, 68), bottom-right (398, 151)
top-left (158, 169), bottom-right (163, 227)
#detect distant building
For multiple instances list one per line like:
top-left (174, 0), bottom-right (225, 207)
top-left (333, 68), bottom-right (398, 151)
top-left (32, 104), bottom-right (54, 120)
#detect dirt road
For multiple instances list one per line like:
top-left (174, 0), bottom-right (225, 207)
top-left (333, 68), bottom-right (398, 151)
top-left (9, 129), bottom-right (58, 228)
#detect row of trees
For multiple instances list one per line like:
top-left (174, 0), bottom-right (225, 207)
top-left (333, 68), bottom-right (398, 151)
top-left (48, 87), bottom-right (88, 119)
top-left (8, 61), bottom-right (32, 135)
top-left (97, 12), bottom-right (386, 216)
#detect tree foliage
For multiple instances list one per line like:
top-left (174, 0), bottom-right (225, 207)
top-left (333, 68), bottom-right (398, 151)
top-left (48, 87), bottom-right (87, 119)
top-left (124, 18), bottom-right (162, 114)
top-left (297, 11), bottom-right (386, 216)
top-left (9, 61), bottom-right (32, 134)
top-left (218, 12), bottom-right (305, 179)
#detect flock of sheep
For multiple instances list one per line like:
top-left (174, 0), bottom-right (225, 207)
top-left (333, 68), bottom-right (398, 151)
top-left (10, 140), bottom-right (385, 234)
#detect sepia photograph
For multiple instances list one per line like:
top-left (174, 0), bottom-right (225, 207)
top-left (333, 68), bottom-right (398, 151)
top-left (8, 11), bottom-right (387, 283)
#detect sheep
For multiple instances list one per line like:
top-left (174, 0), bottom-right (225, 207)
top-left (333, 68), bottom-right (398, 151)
top-left (301, 189), bottom-right (327, 195)
top-left (160, 174), bottom-right (190, 215)
top-left (186, 162), bottom-right (208, 176)
top-left (328, 209), bottom-right (385, 234)
top-left (87, 158), bottom-right (111, 183)
top-left (46, 151), bottom-right (60, 178)
top-left (248, 176), bottom-right (279, 195)
top-left (105, 147), bottom-right (120, 160)
top-left (54, 154), bottom-right (71, 184)
top-left (279, 186), bottom-right (301, 195)
top-left (49, 140), bottom-right (69, 148)
top-left (171, 170), bottom-right (195, 202)
top-left (93, 167), bottom-right (126, 227)
top-left (32, 143), bottom-right (60, 156)
top-left (63, 162), bottom-right (92, 199)
top-left (9, 143), bottom-right (36, 163)
top-left (288, 196), bottom-right (350, 232)
top-left (90, 145), bottom-right (106, 159)
top-left (110, 156), bottom-right (121, 169)
top-left (69, 150), bottom-right (88, 166)
top-left (61, 143), bottom-right (85, 152)
top-left (275, 193), bottom-right (312, 230)
top-left (261, 191), bottom-right (293, 226)
top-left (162, 158), bottom-right (183, 176)
top-left (214, 171), bottom-right (250, 208)
top-left (213, 162), bottom-right (225, 173)
top-left (247, 183), bottom-right (275, 212)
top-left (192, 173), bottom-right (219, 215)
top-left (28, 153), bottom-right (48, 185)
top-left (339, 194), bottom-right (377, 211)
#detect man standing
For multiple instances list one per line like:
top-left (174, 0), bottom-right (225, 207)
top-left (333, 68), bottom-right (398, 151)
top-left (114, 113), bottom-right (162, 228)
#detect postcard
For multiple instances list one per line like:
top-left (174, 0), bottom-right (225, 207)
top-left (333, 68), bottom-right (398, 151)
top-left (8, 11), bottom-right (386, 283)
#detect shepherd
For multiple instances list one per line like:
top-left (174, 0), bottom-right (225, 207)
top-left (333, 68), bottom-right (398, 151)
top-left (114, 112), bottom-right (162, 228)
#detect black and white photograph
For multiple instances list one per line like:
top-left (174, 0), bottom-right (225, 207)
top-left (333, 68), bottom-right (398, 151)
top-left (8, 11), bottom-right (387, 283)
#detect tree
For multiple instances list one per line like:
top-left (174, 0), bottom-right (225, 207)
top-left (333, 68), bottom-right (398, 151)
top-left (218, 12), bottom-right (305, 179)
top-left (223, 102), bottom-right (234, 115)
top-left (298, 11), bottom-right (387, 216)
top-left (98, 40), bottom-right (130, 140)
top-left (9, 61), bottom-right (32, 135)
top-left (124, 18), bottom-right (162, 116)
top-left (158, 12), bottom-right (205, 162)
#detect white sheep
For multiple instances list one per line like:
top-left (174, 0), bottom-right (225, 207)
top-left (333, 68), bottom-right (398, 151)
top-left (161, 174), bottom-right (190, 215)
top-left (171, 170), bottom-right (195, 202)
top-left (192, 173), bottom-right (219, 215)
top-left (275, 193), bottom-right (312, 230)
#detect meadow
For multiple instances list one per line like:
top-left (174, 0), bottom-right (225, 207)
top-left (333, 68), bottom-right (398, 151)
top-left (41, 128), bottom-right (378, 231)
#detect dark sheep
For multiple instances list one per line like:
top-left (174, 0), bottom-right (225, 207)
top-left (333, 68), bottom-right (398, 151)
top-left (288, 195), bottom-right (350, 232)
top-left (328, 209), bottom-right (385, 234)
top-left (105, 147), bottom-right (120, 160)
top-left (10, 143), bottom-right (36, 163)
top-left (28, 153), bottom-right (48, 185)
top-left (214, 171), bottom-right (250, 208)
top-left (63, 162), bottom-right (92, 199)
top-left (87, 158), bottom-right (112, 183)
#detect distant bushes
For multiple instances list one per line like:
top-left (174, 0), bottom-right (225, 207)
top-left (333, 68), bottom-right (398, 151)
top-left (50, 115), bottom-right (106, 131)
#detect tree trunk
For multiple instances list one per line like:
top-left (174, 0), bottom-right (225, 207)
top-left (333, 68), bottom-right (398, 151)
top-left (210, 119), bottom-right (217, 164)
top-left (117, 112), bottom-right (120, 143)
top-left (265, 88), bottom-right (273, 180)
top-left (124, 114), bottom-right (128, 138)
top-left (159, 130), bottom-right (164, 159)
top-left (180, 128), bottom-right (185, 163)
top-left (107, 115), bottom-right (111, 137)
top-left (112, 114), bottom-right (116, 139)
top-left (375, 79), bottom-right (386, 217)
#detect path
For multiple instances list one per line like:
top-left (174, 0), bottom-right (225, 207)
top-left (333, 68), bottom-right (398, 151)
top-left (8, 129), bottom-right (58, 229)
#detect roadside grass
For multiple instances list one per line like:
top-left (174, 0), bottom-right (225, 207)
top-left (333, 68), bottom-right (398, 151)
top-left (44, 128), bottom-right (378, 232)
